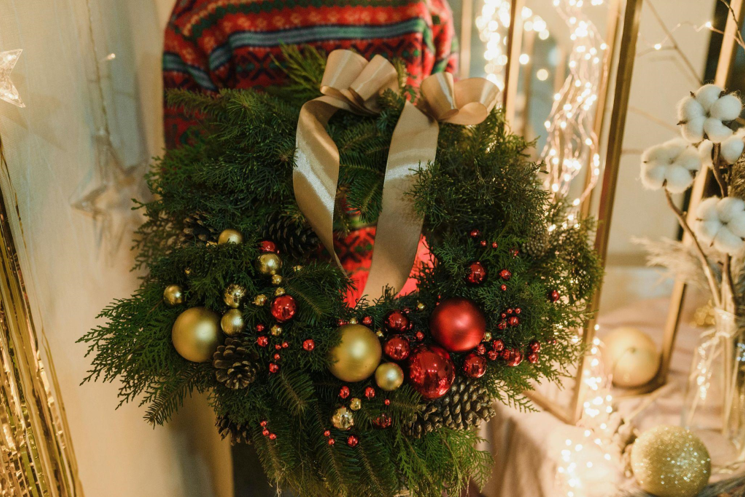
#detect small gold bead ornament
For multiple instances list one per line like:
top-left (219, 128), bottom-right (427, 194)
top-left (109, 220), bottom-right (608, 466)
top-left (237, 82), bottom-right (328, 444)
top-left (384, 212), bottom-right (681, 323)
top-left (271, 274), bottom-right (283, 285)
top-left (331, 407), bottom-right (355, 431)
top-left (223, 284), bottom-right (247, 308)
top-left (274, 287), bottom-right (286, 297)
top-left (483, 332), bottom-right (492, 342)
top-left (221, 309), bottom-right (246, 337)
top-left (349, 398), bottom-right (362, 411)
top-left (218, 229), bottom-right (243, 245)
top-left (417, 302), bottom-right (426, 311)
top-left (271, 325), bottom-right (283, 336)
top-left (254, 294), bottom-right (267, 306)
top-left (257, 253), bottom-right (282, 275)
top-left (163, 284), bottom-right (184, 306)
top-left (293, 265), bottom-right (303, 272)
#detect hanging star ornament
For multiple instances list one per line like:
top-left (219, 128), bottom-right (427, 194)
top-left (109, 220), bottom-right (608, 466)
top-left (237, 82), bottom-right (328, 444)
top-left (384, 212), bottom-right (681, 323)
top-left (0, 49), bottom-right (25, 107)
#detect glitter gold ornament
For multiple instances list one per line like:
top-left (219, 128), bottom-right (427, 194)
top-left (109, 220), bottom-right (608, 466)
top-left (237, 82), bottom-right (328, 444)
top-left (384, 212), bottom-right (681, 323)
top-left (631, 425), bottom-right (710, 497)
top-left (254, 294), bottom-right (267, 306)
top-left (163, 284), bottom-right (184, 306)
top-left (172, 307), bottom-right (223, 362)
top-left (271, 325), bottom-right (283, 336)
top-left (271, 274), bottom-right (283, 285)
top-left (218, 229), bottom-right (243, 245)
top-left (328, 324), bottom-right (382, 382)
top-left (220, 309), bottom-right (245, 337)
top-left (331, 406), bottom-right (354, 431)
top-left (223, 284), bottom-right (246, 308)
top-left (375, 363), bottom-right (404, 391)
top-left (349, 398), bottom-right (362, 411)
top-left (256, 253), bottom-right (282, 275)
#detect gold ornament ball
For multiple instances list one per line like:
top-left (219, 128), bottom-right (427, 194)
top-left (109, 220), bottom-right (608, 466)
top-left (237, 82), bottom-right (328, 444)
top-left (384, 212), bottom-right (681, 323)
top-left (349, 398), bottom-right (362, 411)
top-left (331, 406), bottom-right (355, 431)
top-left (221, 309), bottom-right (245, 337)
top-left (172, 307), bottom-right (223, 362)
top-left (163, 284), bottom-right (184, 306)
top-left (604, 327), bottom-right (660, 388)
top-left (631, 425), bottom-right (710, 497)
top-left (271, 325), bottom-right (283, 336)
top-left (271, 274), bottom-right (283, 285)
top-left (218, 229), bottom-right (243, 245)
top-left (275, 287), bottom-right (286, 296)
top-left (375, 363), bottom-right (404, 391)
top-left (254, 294), bottom-right (267, 306)
top-left (328, 324), bottom-right (382, 382)
top-left (223, 284), bottom-right (246, 308)
top-left (257, 253), bottom-right (282, 275)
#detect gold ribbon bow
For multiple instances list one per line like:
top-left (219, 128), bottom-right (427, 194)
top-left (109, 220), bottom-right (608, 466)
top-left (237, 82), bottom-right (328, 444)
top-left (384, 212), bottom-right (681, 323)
top-left (294, 51), bottom-right (499, 302)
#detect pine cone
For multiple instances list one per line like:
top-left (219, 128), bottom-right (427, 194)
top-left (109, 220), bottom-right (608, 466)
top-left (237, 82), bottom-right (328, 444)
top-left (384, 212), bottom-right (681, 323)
top-left (213, 338), bottom-right (259, 390)
top-left (262, 213), bottom-right (319, 258)
top-left (177, 211), bottom-right (219, 247)
top-left (523, 224), bottom-right (550, 258)
top-left (217, 415), bottom-right (251, 445)
top-left (405, 377), bottom-right (496, 437)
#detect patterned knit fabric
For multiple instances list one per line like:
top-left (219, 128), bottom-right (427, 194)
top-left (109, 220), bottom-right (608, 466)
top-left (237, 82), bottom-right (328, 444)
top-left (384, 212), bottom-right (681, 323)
top-left (163, 0), bottom-right (459, 148)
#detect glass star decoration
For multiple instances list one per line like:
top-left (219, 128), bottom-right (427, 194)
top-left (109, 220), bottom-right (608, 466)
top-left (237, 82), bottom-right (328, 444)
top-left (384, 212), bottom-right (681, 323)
top-left (0, 49), bottom-right (24, 108)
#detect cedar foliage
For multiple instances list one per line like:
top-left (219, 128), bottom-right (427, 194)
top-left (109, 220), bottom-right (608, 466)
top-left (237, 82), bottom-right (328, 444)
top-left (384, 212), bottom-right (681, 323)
top-left (80, 46), bottom-right (603, 496)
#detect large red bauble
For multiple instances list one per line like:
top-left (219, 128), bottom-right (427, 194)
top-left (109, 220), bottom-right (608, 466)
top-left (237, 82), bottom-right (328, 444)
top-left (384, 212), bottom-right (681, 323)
top-left (429, 297), bottom-right (486, 352)
top-left (271, 295), bottom-right (297, 323)
top-left (384, 335), bottom-right (411, 361)
top-left (407, 345), bottom-right (455, 399)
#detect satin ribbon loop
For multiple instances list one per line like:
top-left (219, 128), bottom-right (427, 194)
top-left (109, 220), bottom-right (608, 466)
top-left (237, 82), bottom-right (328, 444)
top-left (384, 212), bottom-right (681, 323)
top-left (419, 72), bottom-right (500, 125)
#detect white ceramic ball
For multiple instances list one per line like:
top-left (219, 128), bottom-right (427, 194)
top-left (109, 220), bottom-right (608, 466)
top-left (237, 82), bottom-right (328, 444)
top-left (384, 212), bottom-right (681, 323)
top-left (603, 327), bottom-right (660, 388)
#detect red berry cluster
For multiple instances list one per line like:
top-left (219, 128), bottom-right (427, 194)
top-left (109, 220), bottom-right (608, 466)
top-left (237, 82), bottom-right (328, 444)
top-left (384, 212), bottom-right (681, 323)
top-left (496, 308), bottom-right (521, 330)
top-left (261, 420), bottom-right (277, 440)
top-left (469, 229), bottom-right (498, 249)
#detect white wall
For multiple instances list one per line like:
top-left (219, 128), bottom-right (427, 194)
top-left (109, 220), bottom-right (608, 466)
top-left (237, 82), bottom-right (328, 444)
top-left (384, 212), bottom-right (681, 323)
top-left (0, 0), bottom-right (231, 496)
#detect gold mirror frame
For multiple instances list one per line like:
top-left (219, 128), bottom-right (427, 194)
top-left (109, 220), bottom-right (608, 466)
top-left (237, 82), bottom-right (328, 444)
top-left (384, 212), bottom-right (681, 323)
top-left (0, 139), bottom-right (82, 496)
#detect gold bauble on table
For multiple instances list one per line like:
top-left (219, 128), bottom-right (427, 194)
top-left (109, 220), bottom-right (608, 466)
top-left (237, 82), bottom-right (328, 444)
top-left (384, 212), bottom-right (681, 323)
top-left (223, 284), bottom-right (246, 308)
top-left (163, 284), bottom-right (184, 306)
top-left (604, 327), bottom-right (660, 388)
top-left (631, 425), bottom-right (710, 497)
top-left (256, 253), bottom-right (282, 275)
top-left (375, 363), bottom-right (404, 391)
top-left (328, 324), bottom-right (382, 382)
top-left (331, 406), bottom-right (355, 431)
top-left (218, 229), bottom-right (243, 245)
top-left (172, 307), bottom-right (223, 362)
top-left (221, 309), bottom-right (245, 337)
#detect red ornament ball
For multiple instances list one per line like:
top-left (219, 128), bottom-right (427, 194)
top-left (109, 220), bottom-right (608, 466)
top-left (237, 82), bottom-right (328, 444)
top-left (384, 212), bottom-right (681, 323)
top-left (499, 269), bottom-right (512, 280)
top-left (429, 297), bottom-right (486, 352)
top-left (415, 331), bottom-right (425, 341)
top-left (497, 321), bottom-right (507, 330)
top-left (362, 316), bottom-right (373, 326)
top-left (323, 430), bottom-right (331, 437)
top-left (529, 340), bottom-right (541, 352)
top-left (407, 345), bottom-right (456, 399)
top-left (384, 399), bottom-right (391, 406)
top-left (282, 341), bottom-right (289, 349)
top-left (273, 353), bottom-right (281, 361)
top-left (347, 435), bottom-right (359, 447)
top-left (269, 433), bottom-right (277, 440)
top-left (302, 339), bottom-right (315, 351)
top-left (339, 386), bottom-right (350, 399)
top-left (260, 420), bottom-right (268, 427)
top-left (480, 240), bottom-right (487, 247)
top-left (515, 308), bottom-right (522, 315)
top-left (500, 284), bottom-right (507, 292)
top-left (269, 363), bottom-right (280, 373)
top-left (256, 323), bottom-right (265, 333)
top-left (365, 386), bottom-right (376, 399)
top-left (271, 295), bottom-right (297, 323)
top-left (262, 428), bottom-right (270, 436)
top-left (508, 316), bottom-right (520, 327)
top-left (465, 261), bottom-right (487, 285)
top-left (328, 438), bottom-right (335, 446)
top-left (469, 229), bottom-right (481, 238)
top-left (257, 336), bottom-right (269, 347)
top-left (549, 290), bottom-right (560, 302)
top-left (527, 352), bottom-right (539, 364)
top-left (275, 344), bottom-right (282, 351)
top-left (463, 353), bottom-right (487, 378)
top-left (384, 335), bottom-right (411, 361)
top-left (259, 240), bottom-right (277, 253)
top-left (384, 310), bottom-right (410, 333)
top-left (487, 350), bottom-right (499, 361)
top-left (476, 344), bottom-right (487, 356)
top-left (492, 339), bottom-right (505, 352)
top-left (504, 349), bottom-right (523, 367)
top-left (491, 241), bottom-right (498, 248)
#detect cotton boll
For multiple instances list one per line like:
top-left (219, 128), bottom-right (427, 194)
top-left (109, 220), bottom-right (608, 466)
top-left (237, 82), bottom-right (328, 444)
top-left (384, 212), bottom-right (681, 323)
top-left (710, 94), bottom-right (743, 121)
top-left (721, 136), bottom-right (744, 164)
top-left (640, 163), bottom-right (666, 190)
top-left (728, 213), bottom-right (745, 238)
top-left (697, 197), bottom-right (721, 221)
top-left (664, 165), bottom-right (695, 193)
top-left (704, 117), bottom-right (734, 142)
top-left (698, 140), bottom-right (714, 167)
top-left (698, 219), bottom-right (722, 243)
top-left (682, 116), bottom-right (706, 142)
top-left (677, 96), bottom-right (705, 121)
top-left (716, 197), bottom-right (745, 222)
top-left (675, 147), bottom-right (704, 171)
top-left (695, 84), bottom-right (724, 111)
top-left (715, 229), bottom-right (744, 254)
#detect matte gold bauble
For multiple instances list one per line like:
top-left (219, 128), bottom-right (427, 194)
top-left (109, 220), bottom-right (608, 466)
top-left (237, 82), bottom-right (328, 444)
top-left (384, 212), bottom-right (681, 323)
top-left (257, 253), bottom-right (282, 275)
top-left (631, 425), bottom-right (710, 497)
top-left (604, 327), bottom-right (660, 388)
top-left (163, 284), bottom-right (184, 306)
top-left (218, 229), bottom-right (243, 245)
top-left (172, 307), bottom-right (223, 362)
top-left (223, 284), bottom-right (246, 308)
top-left (328, 324), bottom-right (382, 382)
top-left (375, 363), bottom-right (404, 391)
top-left (331, 406), bottom-right (355, 431)
top-left (220, 309), bottom-right (245, 337)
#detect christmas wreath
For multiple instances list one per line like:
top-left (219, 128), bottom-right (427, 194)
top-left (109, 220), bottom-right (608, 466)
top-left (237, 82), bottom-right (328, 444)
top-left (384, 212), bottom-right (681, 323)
top-left (81, 47), bottom-right (602, 496)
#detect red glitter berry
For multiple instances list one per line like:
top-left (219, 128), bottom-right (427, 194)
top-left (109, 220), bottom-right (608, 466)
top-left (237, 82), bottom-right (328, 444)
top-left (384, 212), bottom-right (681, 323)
top-left (384, 399), bottom-right (391, 406)
top-left (257, 336), bottom-right (269, 347)
top-left (262, 429), bottom-right (270, 436)
top-left (487, 350), bottom-right (499, 361)
top-left (507, 308), bottom-right (513, 315)
top-left (476, 344), bottom-right (487, 356)
top-left (339, 386), bottom-right (350, 399)
top-left (492, 339), bottom-right (505, 352)
top-left (515, 308), bottom-right (522, 314)
top-left (365, 387), bottom-right (376, 399)
top-left (323, 430), bottom-right (331, 437)
top-left (347, 435), bottom-right (359, 448)
top-left (338, 319), bottom-right (348, 326)
top-left (529, 341), bottom-right (541, 352)
top-left (275, 344), bottom-right (282, 351)
top-left (527, 352), bottom-right (539, 364)
top-left (465, 261), bottom-right (487, 285)
top-left (499, 269), bottom-right (512, 280)
top-left (282, 341), bottom-right (289, 349)
top-left (501, 313), bottom-right (507, 319)
top-left (505, 349), bottom-right (523, 367)
top-left (501, 349), bottom-right (511, 361)
top-left (501, 284), bottom-right (507, 291)
top-left (362, 316), bottom-right (373, 326)
top-left (511, 248), bottom-right (519, 257)
top-left (273, 353), bottom-right (281, 361)
top-left (508, 316), bottom-right (519, 327)
top-left (259, 240), bottom-right (277, 253)
top-left (549, 290), bottom-right (560, 302)
top-left (269, 363), bottom-right (280, 373)
top-left (303, 339), bottom-right (315, 352)
top-left (260, 420), bottom-right (268, 427)
top-left (491, 241), bottom-right (498, 248)
top-left (498, 321), bottom-right (507, 330)
top-left (480, 240), bottom-right (488, 247)
top-left (328, 438), bottom-right (335, 446)
top-left (470, 229), bottom-right (481, 238)
top-left (415, 331), bottom-right (425, 341)
top-left (255, 323), bottom-right (265, 333)
top-left (269, 433), bottom-right (277, 440)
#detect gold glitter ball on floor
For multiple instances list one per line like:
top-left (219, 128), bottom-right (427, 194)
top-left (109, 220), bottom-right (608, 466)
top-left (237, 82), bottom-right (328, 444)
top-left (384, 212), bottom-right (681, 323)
top-left (630, 425), bottom-right (710, 497)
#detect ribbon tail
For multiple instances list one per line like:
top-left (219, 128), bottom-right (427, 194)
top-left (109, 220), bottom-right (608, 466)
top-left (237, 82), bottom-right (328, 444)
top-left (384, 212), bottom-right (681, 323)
top-left (294, 96), bottom-right (353, 270)
top-left (362, 102), bottom-right (439, 302)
